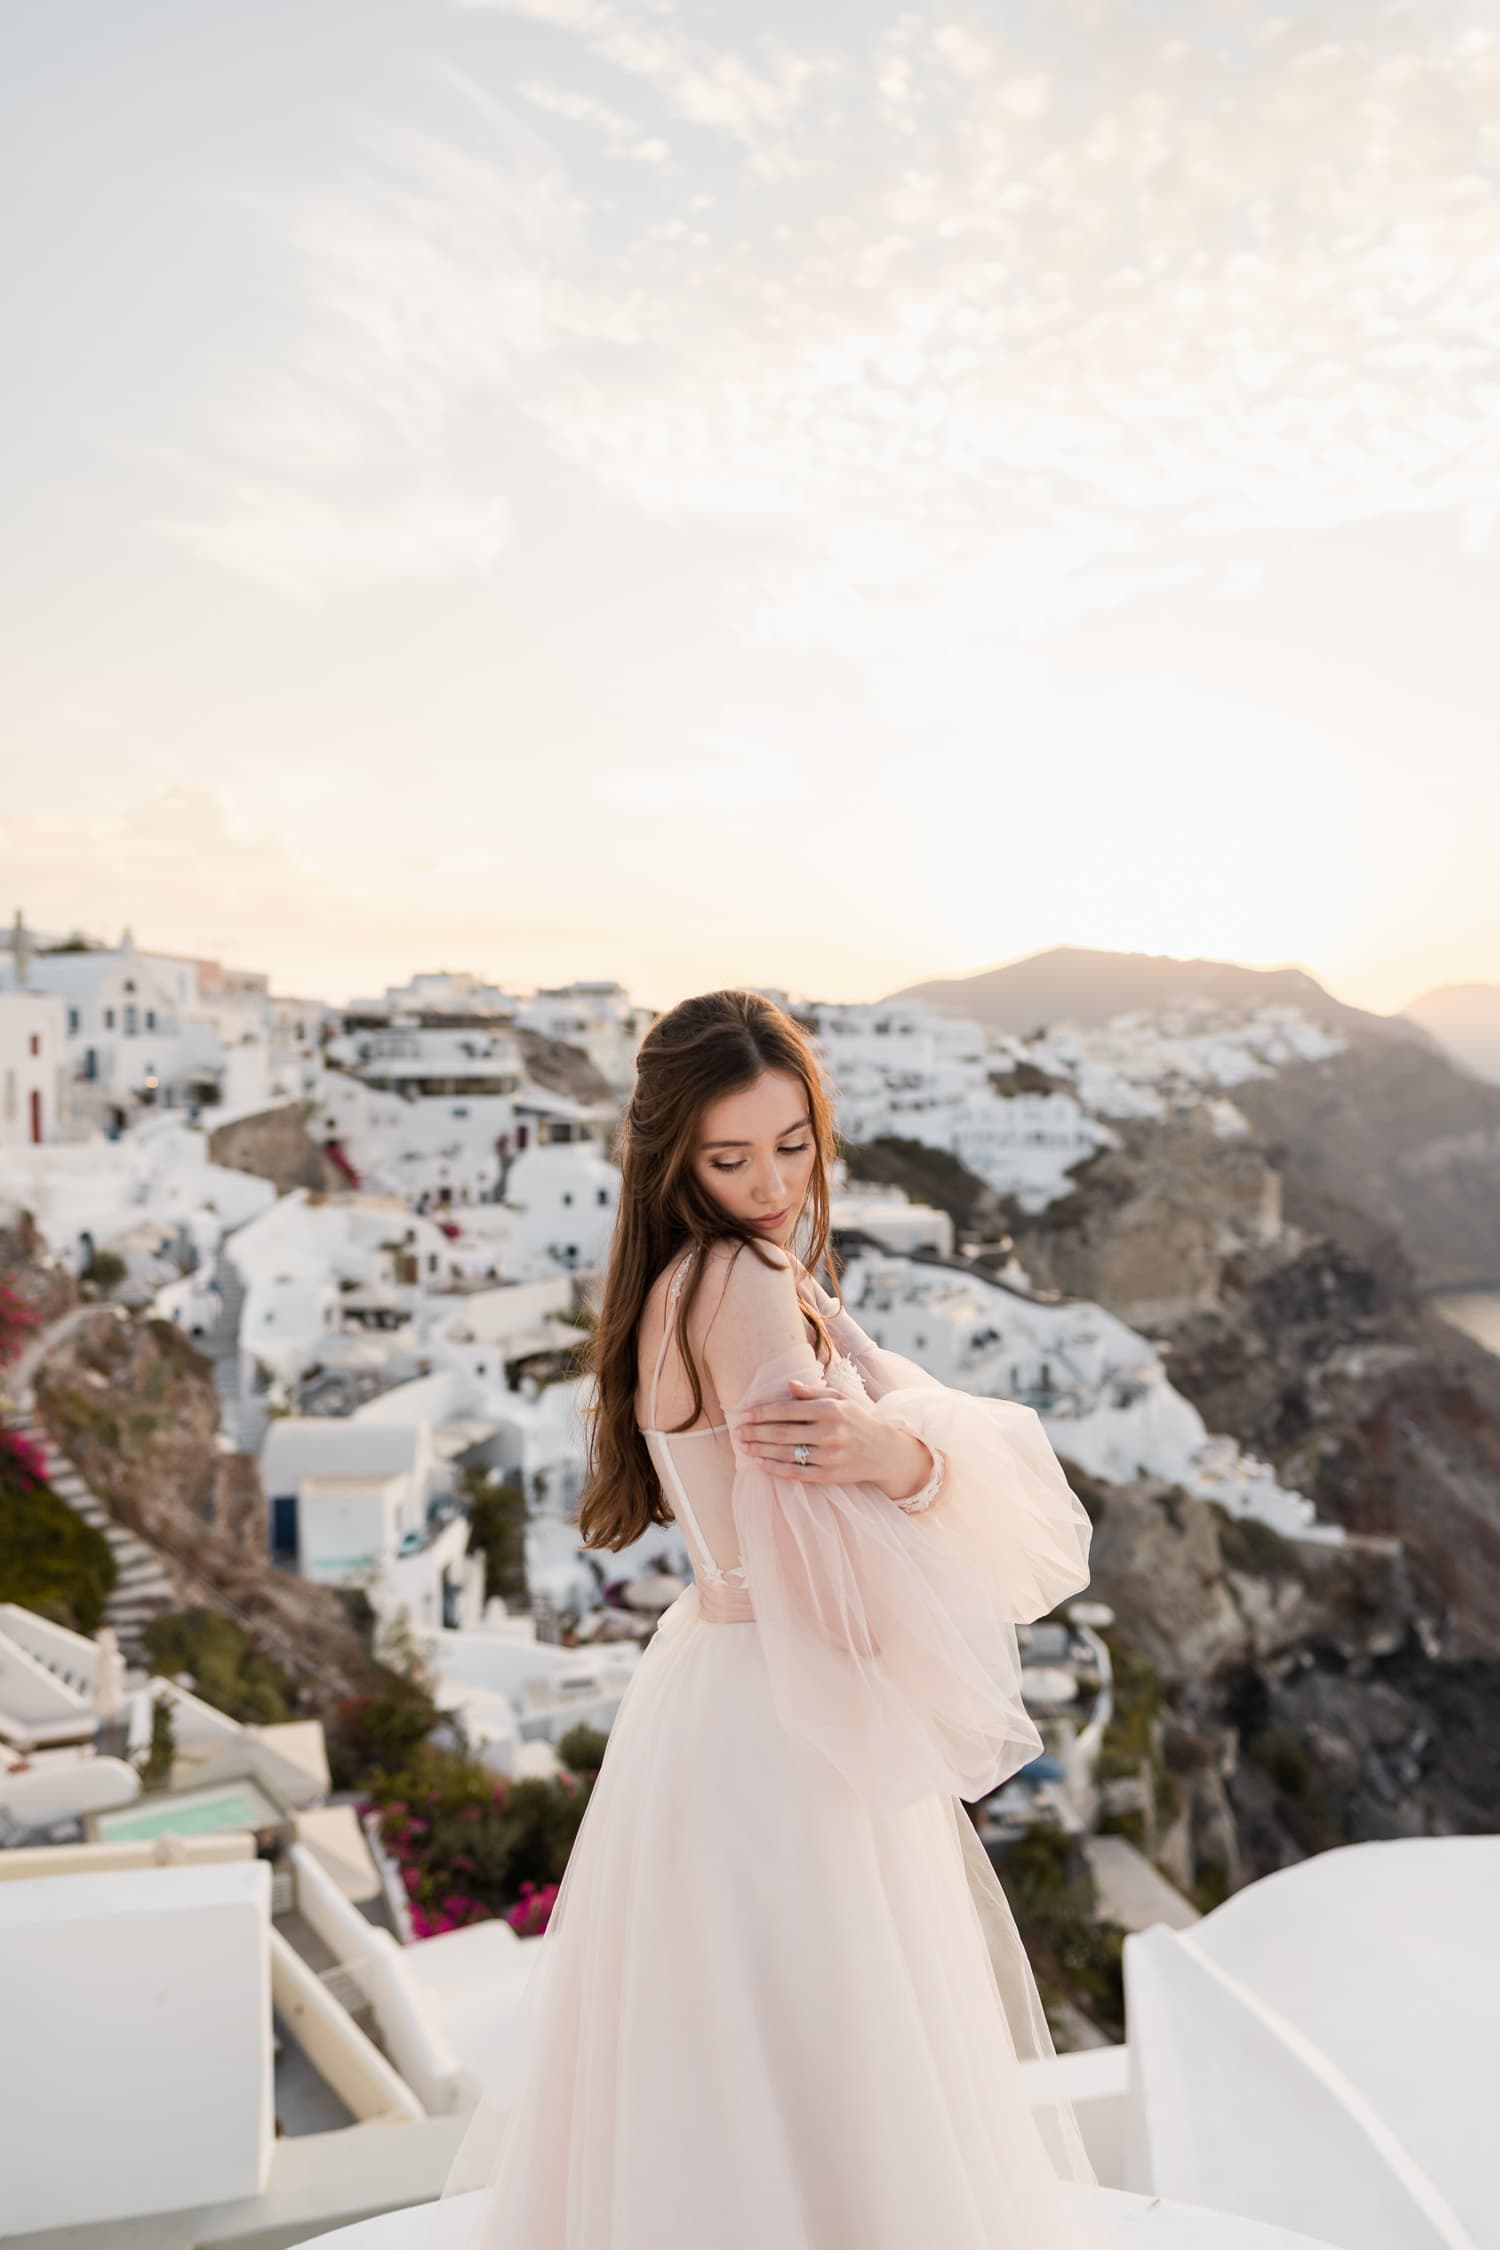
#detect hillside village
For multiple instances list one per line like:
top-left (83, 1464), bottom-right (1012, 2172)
top-left (1, 922), bottom-right (1497, 2245)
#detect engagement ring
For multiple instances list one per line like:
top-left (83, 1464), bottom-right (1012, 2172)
top-left (793, 1442), bottom-right (811, 1466)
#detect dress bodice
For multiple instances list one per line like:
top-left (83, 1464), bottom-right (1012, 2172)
top-left (637, 1245), bottom-right (873, 1622)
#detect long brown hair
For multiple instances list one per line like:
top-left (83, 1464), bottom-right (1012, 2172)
top-left (575, 989), bottom-right (845, 1554)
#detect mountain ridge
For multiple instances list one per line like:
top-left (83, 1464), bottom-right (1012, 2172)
top-left (884, 944), bottom-right (1436, 1052)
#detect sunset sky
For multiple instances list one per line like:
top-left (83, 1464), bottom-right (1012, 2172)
top-left (4, 1), bottom-right (1498, 1017)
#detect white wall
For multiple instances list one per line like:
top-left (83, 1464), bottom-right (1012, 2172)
top-left (289, 1844), bottom-right (466, 2116)
top-left (299, 1479), bottom-right (408, 1585)
top-left (0, 991), bottom-right (68, 1146)
top-left (0, 1859), bottom-right (273, 2233)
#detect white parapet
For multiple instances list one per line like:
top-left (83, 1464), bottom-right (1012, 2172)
top-left (0, 1858), bottom-right (274, 2235)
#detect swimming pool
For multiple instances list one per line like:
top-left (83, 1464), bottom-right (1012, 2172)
top-left (94, 1778), bottom-right (283, 1842)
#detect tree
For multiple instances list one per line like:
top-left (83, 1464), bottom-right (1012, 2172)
top-left (0, 1437), bottom-right (117, 1634)
top-left (462, 1468), bottom-right (530, 1609)
top-left (136, 1692), bottom-right (177, 1792)
top-left (142, 1610), bottom-right (297, 1726)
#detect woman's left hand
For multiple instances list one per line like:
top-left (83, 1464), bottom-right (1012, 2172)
top-left (734, 1374), bottom-right (931, 1496)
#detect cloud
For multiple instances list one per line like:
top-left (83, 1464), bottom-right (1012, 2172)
top-left (453, 0), bottom-right (837, 175)
top-left (147, 1), bottom-right (1500, 669)
top-left (148, 479), bottom-right (511, 606)
top-left (517, 77), bottom-right (671, 162)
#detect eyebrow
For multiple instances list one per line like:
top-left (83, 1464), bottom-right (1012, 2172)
top-left (700, 1113), bottom-right (812, 1149)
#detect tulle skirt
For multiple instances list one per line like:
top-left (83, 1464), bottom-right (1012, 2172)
top-left (440, 1582), bottom-right (1098, 2250)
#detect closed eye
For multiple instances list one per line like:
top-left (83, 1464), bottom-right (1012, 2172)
top-left (711, 1141), bottom-right (811, 1174)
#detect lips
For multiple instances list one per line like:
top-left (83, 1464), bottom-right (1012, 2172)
top-left (754, 1209), bottom-right (787, 1228)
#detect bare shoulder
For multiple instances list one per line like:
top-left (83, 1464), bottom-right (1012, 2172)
top-left (696, 1235), bottom-right (800, 1320)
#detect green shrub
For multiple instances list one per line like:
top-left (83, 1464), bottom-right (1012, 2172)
top-left (367, 1747), bottom-right (593, 1926)
top-left (142, 1609), bottom-right (298, 1725)
top-left (999, 1825), bottom-right (1125, 2039)
top-left (0, 1441), bottom-right (117, 1634)
top-left (556, 1721), bottom-right (608, 1775)
top-left (82, 1249), bottom-right (127, 1292)
top-left (136, 1691), bottom-right (176, 1791)
top-left (1096, 1635), bottom-right (1163, 1782)
top-left (1219, 1512), bottom-right (1302, 1580)
top-left (328, 1664), bottom-right (444, 1791)
top-left (463, 1470), bottom-right (529, 1608)
top-left (1248, 1727), bottom-right (1312, 1798)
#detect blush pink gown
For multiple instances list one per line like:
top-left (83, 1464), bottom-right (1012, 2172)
top-left (440, 1242), bottom-right (1104, 2249)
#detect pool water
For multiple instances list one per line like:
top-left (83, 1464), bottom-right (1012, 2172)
top-left (96, 1779), bottom-right (282, 1841)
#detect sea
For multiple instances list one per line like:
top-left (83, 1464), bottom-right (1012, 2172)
top-left (1430, 1290), bottom-right (1500, 1359)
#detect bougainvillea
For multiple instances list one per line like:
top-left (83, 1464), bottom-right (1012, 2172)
top-left (0, 1279), bottom-right (40, 1371)
top-left (362, 1745), bottom-right (598, 1940)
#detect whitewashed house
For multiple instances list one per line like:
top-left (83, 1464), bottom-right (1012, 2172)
top-left (505, 1121), bottom-right (619, 1272)
top-left (0, 989), bottom-right (69, 1147)
top-left (0, 930), bottom-right (183, 1125)
top-left (317, 1022), bottom-right (526, 1207)
top-left (259, 1417), bottom-right (483, 1632)
top-left (514, 978), bottom-right (654, 1093)
top-left (231, 1189), bottom-right (473, 1386)
top-left (0, 1114), bottom-right (274, 1279)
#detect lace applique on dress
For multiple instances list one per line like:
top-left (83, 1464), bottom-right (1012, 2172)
top-left (698, 1554), bottom-right (751, 1590)
top-left (890, 1443), bottom-right (945, 1515)
top-left (825, 1352), bottom-right (945, 1514)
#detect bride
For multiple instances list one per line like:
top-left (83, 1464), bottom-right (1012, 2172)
top-left (440, 987), bottom-right (1104, 2248)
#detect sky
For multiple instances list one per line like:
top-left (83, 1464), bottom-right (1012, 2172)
top-left (3, 0), bottom-right (1498, 1018)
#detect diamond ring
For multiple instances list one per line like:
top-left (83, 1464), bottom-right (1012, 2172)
top-left (793, 1442), bottom-right (811, 1466)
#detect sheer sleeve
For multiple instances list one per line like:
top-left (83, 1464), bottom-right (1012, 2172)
top-left (801, 1268), bottom-right (948, 1400)
top-left (705, 1247), bottom-right (1095, 1816)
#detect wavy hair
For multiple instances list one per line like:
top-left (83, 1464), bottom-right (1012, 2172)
top-left (575, 989), bottom-right (845, 1554)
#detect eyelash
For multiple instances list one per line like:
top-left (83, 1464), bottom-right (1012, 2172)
top-left (710, 1141), bottom-right (811, 1174)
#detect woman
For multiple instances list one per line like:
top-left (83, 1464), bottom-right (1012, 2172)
top-left (441, 989), bottom-right (1103, 2248)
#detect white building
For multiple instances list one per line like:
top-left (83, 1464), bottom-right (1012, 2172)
top-left (0, 930), bottom-right (183, 1126)
top-left (830, 1175), bottom-right (953, 1255)
top-left (230, 1189), bottom-right (476, 1387)
top-left (0, 923), bottom-right (281, 1133)
top-left (258, 1417), bottom-right (483, 1633)
top-left (513, 978), bottom-right (654, 1093)
top-left (0, 989), bottom-right (69, 1147)
top-left (837, 1249), bottom-right (1338, 1545)
top-left (0, 1114), bottom-right (274, 1279)
top-left (504, 1126), bottom-right (620, 1272)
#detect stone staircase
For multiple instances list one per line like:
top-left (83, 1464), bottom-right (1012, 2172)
top-left (208, 1242), bottom-right (267, 1458)
top-left (4, 1405), bottom-right (178, 1669)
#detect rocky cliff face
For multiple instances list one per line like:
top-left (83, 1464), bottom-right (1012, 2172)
top-left (0, 1208), bottom-right (79, 1330)
top-left (1229, 1034), bottom-right (1500, 1293)
top-left (1067, 1460), bottom-right (1499, 1893)
top-left (1014, 1112), bottom-right (1284, 1328)
top-left (999, 1078), bottom-right (1500, 1889)
top-left (208, 1100), bottom-right (346, 1198)
top-left (1013, 1097), bottom-right (1500, 1662)
top-left (34, 1309), bottom-right (378, 1706)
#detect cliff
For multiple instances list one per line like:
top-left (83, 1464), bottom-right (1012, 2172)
top-left (1071, 1461), bottom-right (1499, 1894)
top-left (33, 1309), bottom-right (379, 1706)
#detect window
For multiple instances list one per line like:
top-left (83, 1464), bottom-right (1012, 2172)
top-left (597, 1187), bottom-right (609, 1205)
top-left (124, 1004), bottom-right (138, 1036)
top-left (145, 1010), bottom-right (156, 1031)
top-left (29, 1033), bottom-right (40, 1057)
top-left (103, 1007), bottom-right (115, 1029)
top-left (562, 1190), bottom-right (573, 1206)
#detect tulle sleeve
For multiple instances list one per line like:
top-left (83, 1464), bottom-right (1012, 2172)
top-left (706, 1250), bottom-right (1095, 1816)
